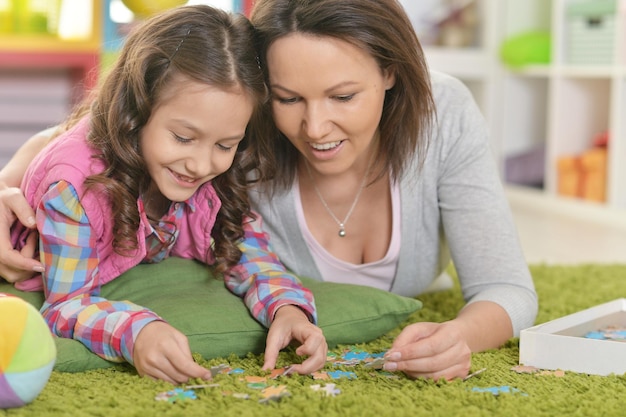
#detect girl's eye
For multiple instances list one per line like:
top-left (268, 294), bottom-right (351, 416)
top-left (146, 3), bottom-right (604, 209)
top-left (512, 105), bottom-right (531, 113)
top-left (334, 94), bottom-right (355, 102)
top-left (173, 133), bottom-right (192, 144)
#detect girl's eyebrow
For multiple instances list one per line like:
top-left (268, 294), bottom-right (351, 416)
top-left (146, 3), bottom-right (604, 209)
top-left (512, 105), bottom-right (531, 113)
top-left (270, 81), bottom-right (359, 95)
top-left (170, 119), bottom-right (245, 141)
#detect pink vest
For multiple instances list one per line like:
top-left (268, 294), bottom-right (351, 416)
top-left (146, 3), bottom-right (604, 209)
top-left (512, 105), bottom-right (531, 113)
top-left (11, 117), bottom-right (221, 291)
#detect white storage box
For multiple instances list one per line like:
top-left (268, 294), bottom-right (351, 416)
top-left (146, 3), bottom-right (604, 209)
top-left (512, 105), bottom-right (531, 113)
top-left (519, 298), bottom-right (626, 376)
top-left (566, 0), bottom-right (617, 65)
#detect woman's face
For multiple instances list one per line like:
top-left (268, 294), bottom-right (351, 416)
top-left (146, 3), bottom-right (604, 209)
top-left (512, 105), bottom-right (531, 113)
top-left (267, 33), bottom-right (395, 176)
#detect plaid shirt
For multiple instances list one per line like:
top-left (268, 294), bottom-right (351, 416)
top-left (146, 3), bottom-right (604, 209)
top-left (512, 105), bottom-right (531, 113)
top-left (38, 180), bottom-right (316, 365)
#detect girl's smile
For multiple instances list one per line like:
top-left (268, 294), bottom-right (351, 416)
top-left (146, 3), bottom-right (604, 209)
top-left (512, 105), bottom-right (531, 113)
top-left (168, 168), bottom-right (202, 188)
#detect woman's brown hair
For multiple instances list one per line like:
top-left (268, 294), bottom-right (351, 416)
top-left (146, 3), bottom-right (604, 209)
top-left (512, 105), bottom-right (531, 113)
top-left (251, 0), bottom-right (435, 188)
top-left (79, 5), bottom-right (270, 273)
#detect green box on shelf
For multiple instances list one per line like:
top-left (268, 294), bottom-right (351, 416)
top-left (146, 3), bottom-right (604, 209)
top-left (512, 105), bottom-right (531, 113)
top-left (565, 0), bottom-right (617, 65)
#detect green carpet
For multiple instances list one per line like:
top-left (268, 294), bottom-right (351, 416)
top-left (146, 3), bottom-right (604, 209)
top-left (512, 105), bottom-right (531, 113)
top-left (4, 264), bottom-right (626, 417)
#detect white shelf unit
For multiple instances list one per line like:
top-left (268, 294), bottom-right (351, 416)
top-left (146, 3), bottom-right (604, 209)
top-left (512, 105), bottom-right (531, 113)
top-left (422, 0), bottom-right (626, 211)
top-left (419, 0), bottom-right (506, 163)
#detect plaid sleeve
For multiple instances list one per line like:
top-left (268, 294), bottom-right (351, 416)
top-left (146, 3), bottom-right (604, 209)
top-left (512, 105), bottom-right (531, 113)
top-left (223, 213), bottom-right (317, 328)
top-left (38, 181), bottom-right (161, 364)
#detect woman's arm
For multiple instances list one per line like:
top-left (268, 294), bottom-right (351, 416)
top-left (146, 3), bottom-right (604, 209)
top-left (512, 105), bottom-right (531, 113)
top-left (0, 127), bottom-right (55, 187)
top-left (382, 74), bottom-right (537, 381)
top-left (0, 128), bottom-right (55, 281)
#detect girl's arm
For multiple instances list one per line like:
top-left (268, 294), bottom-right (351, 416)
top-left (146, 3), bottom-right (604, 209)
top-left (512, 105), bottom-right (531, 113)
top-left (224, 213), bottom-right (327, 374)
top-left (223, 213), bottom-right (317, 327)
top-left (39, 180), bottom-right (160, 363)
top-left (41, 180), bottom-right (212, 383)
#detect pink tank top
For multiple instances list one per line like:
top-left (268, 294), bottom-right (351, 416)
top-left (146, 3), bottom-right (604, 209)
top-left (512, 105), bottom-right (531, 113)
top-left (295, 177), bottom-right (401, 290)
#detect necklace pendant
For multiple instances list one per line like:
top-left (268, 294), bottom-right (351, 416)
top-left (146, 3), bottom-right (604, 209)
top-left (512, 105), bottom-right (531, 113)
top-left (338, 225), bottom-right (346, 237)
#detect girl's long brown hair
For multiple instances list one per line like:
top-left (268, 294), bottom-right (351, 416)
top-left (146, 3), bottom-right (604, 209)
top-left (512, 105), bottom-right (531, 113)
top-left (69, 5), bottom-right (270, 273)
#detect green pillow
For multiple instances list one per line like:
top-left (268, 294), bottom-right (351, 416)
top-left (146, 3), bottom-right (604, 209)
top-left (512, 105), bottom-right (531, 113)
top-left (0, 257), bottom-right (422, 372)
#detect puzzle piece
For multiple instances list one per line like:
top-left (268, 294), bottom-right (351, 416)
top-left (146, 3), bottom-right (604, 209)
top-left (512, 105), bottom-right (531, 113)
top-left (311, 383), bottom-right (341, 397)
top-left (364, 357), bottom-right (387, 369)
top-left (511, 365), bottom-right (540, 374)
top-left (269, 366), bottom-right (294, 379)
top-left (210, 364), bottom-right (232, 377)
top-left (222, 391), bottom-right (250, 400)
top-left (511, 365), bottom-right (565, 377)
top-left (327, 370), bottom-right (357, 380)
top-left (312, 371), bottom-right (330, 380)
top-left (462, 367), bottom-right (487, 381)
top-left (326, 347), bottom-right (388, 367)
top-left (259, 385), bottom-right (291, 403)
top-left (155, 388), bottom-right (197, 403)
top-left (342, 350), bottom-right (370, 361)
top-left (585, 325), bottom-right (626, 341)
top-left (471, 386), bottom-right (527, 396)
top-left (537, 370), bottom-right (565, 377)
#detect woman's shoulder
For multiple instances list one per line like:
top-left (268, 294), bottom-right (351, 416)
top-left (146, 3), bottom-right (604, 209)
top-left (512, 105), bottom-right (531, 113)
top-left (428, 70), bottom-right (476, 109)
top-left (25, 117), bottom-right (105, 196)
top-left (40, 117), bottom-right (94, 159)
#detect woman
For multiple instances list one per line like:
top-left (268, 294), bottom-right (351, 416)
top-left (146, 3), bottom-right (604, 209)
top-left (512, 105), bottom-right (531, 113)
top-left (0, 0), bottom-right (537, 381)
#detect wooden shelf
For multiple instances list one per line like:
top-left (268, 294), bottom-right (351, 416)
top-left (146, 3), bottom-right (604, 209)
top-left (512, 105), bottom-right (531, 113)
top-left (0, 51), bottom-right (99, 102)
top-left (0, 0), bottom-right (103, 102)
top-left (0, 35), bottom-right (100, 53)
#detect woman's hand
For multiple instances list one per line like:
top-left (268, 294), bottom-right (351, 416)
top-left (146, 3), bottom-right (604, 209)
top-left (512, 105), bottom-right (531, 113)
top-left (382, 321), bottom-right (472, 381)
top-left (382, 301), bottom-right (513, 381)
top-left (262, 305), bottom-right (328, 375)
top-left (133, 321), bottom-right (213, 385)
top-left (0, 184), bottom-right (44, 282)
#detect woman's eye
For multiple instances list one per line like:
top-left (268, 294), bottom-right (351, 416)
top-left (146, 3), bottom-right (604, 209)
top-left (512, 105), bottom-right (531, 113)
top-left (217, 143), bottom-right (235, 152)
top-left (275, 96), bottom-right (299, 104)
top-left (334, 94), bottom-right (355, 102)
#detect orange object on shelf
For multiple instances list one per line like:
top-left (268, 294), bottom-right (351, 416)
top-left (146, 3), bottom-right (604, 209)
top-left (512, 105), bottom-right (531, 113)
top-left (556, 147), bottom-right (608, 202)
top-left (557, 156), bottom-right (581, 198)
top-left (580, 148), bottom-right (608, 202)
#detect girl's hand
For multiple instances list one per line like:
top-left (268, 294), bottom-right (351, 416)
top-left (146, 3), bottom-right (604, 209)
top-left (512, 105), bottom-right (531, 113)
top-left (0, 184), bottom-right (44, 282)
top-left (133, 321), bottom-right (213, 385)
top-left (382, 321), bottom-right (472, 381)
top-left (262, 305), bottom-right (327, 375)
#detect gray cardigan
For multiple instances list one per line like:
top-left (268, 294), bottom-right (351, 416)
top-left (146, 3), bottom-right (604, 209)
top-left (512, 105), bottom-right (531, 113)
top-left (249, 71), bottom-right (538, 336)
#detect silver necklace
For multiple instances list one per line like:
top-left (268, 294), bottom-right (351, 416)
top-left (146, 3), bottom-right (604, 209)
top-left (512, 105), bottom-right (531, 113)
top-left (304, 160), bottom-right (371, 237)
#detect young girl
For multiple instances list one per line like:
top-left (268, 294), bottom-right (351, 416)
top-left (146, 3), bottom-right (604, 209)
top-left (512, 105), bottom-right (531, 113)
top-left (7, 5), bottom-right (326, 384)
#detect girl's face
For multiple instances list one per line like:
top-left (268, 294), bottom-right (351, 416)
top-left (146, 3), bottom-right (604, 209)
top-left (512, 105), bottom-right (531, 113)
top-left (267, 33), bottom-right (395, 176)
top-left (140, 75), bottom-right (253, 203)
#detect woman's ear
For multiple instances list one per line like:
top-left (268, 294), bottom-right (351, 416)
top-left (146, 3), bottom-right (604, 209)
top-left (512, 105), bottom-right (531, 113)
top-left (383, 66), bottom-right (396, 90)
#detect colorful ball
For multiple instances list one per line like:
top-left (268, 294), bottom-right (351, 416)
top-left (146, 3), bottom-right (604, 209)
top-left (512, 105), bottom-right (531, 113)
top-left (0, 293), bottom-right (56, 409)
top-left (121, 0), bottom-right (189, 17)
